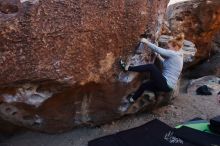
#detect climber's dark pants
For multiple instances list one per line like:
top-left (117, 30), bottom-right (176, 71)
top-left (128, 64), bottom-right (172, 101)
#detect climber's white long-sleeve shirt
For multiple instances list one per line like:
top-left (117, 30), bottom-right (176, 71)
top-left (142, 39), bottom-right (183, 89)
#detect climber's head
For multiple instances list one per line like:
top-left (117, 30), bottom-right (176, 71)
top-left (168, 33), bottom-right (185, 51)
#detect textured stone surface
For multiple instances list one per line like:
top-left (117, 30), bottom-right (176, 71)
top-left (167, 0), bottom-right (220, 65)
top-left (185, 52), bottom-right (220, 78)
top-left (213, 31), bottom-right (220, 53)
top-left (185, 30), bottom-right (220, 78)
top-left (187, 76), bottom-right (220, 96)
top-left (0, 0), bottom-right (169, 133)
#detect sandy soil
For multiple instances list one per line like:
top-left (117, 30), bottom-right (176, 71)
top-left (1, 79), bottom-right (220, 146)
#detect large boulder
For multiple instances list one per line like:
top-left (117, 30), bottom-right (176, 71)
top-left (185, 52), bottom-right (220, 78)
top-left (184, 31), bottom-right (220, 78)
top-left (213, 31), bottom-right (220, 53)
top-left (167, 0), bottom-right (220, 66)
top-left (0, 0), bottom-right (169, 133)
top-left (187, 76), bottom-right (220, 96)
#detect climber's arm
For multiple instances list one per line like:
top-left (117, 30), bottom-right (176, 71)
top-left (140, 38), bottom-right (175, 58)
top-left (155, 53), bottom-right (165, 62)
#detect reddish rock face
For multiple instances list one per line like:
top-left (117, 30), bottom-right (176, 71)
top-left (185, 30), bottom-right (220, 78)
top-left (213, 31), bottom-right (220, 52)
top-left (0, 0), bottom-right (169, 133)
top-left (167, 0), bottom-right (220, 65)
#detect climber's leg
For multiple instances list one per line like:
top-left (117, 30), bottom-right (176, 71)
top-left (129, 64), bottom-right (171, 92)
top-left (128, 81), bottom-right (155, 102)
top-left (128, 64), bottom-right (155, 72)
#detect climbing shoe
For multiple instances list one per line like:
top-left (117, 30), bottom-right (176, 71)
top-left (119, 59), bottom-right (129, 71)
top-left (127, 94), bottom-right (135, 104)
top-left (119, 94), bottom-right (135, 112)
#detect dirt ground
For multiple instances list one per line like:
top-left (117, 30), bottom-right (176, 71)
top-left (0, 79), bottom-right (220, 146)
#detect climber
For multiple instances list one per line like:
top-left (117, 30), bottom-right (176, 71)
top-left (120, 33), bottom-right (184, 105)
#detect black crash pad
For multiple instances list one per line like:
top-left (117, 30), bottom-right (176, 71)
top-left (175, 126), bottom-right (220, 146)
top-left (88, 119), bottom-right (195, 146)
top-left (210, 115), bottom-right (220, 134)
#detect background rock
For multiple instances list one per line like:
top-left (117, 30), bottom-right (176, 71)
top-left (167, 0), bottom-right (220, 66)
top-left (184, 30), bottom-right (220, 78)
top-left (0, 0), bottom-right (169, 133)
top-left (213, 31), bottom-right (220, 53)
top-left (185, 52), bottom-right (220, 78)
top-left (187, 76), bottom-right (220, 96)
